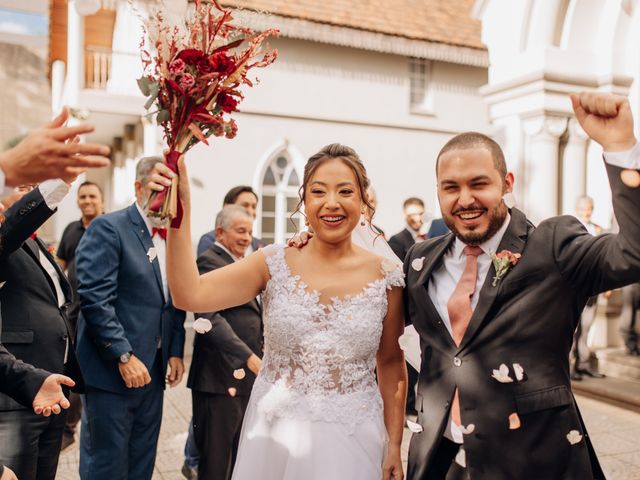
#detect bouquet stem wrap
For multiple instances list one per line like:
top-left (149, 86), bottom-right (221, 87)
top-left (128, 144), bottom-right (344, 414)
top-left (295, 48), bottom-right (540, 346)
top-left (147, 149), bottom-right (183, 227)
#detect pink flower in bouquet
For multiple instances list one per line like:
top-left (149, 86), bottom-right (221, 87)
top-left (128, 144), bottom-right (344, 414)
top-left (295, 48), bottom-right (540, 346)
top-left (169, 58), bottom-right (186, 75)
top-left (217, 92), bottom-right (238, 113)
top-left (179, 73), bottom-right (196, 90)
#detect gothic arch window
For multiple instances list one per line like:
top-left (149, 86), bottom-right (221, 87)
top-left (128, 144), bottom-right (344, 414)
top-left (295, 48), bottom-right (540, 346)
top-left (258, 150), bottom-right (303, 244)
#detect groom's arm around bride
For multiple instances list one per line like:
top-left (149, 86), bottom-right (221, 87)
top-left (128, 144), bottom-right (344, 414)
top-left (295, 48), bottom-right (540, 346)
top-left (404, 92), bottom-right (640, 480)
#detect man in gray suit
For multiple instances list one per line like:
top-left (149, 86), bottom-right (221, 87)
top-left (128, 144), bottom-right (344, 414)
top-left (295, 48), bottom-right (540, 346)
top-left (404, 92), bottom-right (640, 480)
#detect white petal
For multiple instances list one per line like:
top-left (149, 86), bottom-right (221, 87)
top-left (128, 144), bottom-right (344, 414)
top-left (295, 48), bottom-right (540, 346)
top-left (499, 364), bottom-right (509, 376)
top-left (491, 370), bottom-right (513, 383)
top-left (406, 419), bottom-right (423, 433)
top-left (193, 317), bottom-right (213, 334)
top-left (513, 363), bottom-right (524, 381)
top-left (227, 387), bottom-right (237, 397)
top-left (146, 247), bottom-right (157, 263)
top-left (233, 369), bottom-right (246, 380)
top-left (0, 281), bottom-right (5, 289)
top-left (454, 447), bottom-right (466, 468)
top-left (461, 424), bottom-right (475, 435)
top-left (411, 257), bottom-right (425, 272)
top-left (567, 430), bottom-right (583, 445)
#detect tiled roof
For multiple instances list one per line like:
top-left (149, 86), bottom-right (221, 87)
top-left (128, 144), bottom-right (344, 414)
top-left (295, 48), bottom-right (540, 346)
top-left (221, 0), bottom-right (484, 50)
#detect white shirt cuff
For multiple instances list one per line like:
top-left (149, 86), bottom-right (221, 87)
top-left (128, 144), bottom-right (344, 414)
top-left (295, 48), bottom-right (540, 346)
top-left (38, 179), bottom-right (70, 210)
top-left (603, 142), bottom-right (640, 170)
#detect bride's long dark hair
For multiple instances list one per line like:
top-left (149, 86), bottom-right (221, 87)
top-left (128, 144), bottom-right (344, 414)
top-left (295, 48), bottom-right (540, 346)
top-left (291, 143), bottom-right (375, 229)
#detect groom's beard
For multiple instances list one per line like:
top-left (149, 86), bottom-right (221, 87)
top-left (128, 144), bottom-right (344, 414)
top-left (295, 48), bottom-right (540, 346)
top-left (444, 201), bottom-right (507, 246)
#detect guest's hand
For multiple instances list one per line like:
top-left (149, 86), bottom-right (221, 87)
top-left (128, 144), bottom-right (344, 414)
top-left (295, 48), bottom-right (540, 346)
top-left (0, 465), bottom-right (17, 480)
top-left (166, 356), bottom-right (185, 387)
top-left (118, 354), bottom-right (151, 388)
top-left (0, 106), bottom-right (110, 186)
top-left (32, 373), bottom-right (75, 416)
top-left (383, 444), bottom-right (404, 480)
top-left (570, 92), bottom-right (637, 152)
top-left (246, 353), bottom-right (262, 375)
top-left (288, 230), bottom-right (313, 248)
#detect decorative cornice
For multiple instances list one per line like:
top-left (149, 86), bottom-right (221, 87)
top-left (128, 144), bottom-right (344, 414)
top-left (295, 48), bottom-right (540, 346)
top-left (232, 10), bottom-right (489, 68)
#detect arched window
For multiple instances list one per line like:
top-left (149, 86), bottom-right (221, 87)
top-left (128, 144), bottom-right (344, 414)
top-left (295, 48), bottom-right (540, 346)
top-left (258, 150), bottom-right (303, 244)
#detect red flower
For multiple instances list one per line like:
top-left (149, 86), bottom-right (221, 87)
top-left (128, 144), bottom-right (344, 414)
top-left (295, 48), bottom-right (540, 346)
top-left (217, 92), bottom-right (238, 113)
top-left (224, 119), bottom-right (238, 139)
top-left (209, 52), bottom-right (236, 75)
top-left (177, 49), bottom-right (206, 65)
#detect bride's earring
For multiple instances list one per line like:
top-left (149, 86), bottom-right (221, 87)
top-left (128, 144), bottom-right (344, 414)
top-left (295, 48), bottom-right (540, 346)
top-left (360, 208), bottom-right (366, 226)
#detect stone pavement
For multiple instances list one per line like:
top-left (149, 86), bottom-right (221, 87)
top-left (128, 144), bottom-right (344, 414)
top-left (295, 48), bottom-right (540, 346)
top-left (57, 383), bottom-right (640, 479)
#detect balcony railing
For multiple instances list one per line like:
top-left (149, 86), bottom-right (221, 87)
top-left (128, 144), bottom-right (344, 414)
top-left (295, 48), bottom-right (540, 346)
top-left (84, 46), bottom-right (142, 93)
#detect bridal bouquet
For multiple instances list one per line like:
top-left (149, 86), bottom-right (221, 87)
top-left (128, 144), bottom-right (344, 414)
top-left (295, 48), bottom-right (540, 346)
top-left (136, 0), bottom-right (278, 225)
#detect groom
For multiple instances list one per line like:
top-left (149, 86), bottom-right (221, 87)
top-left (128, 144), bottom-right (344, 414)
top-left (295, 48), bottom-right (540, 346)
top-left (404, 91), bottom-right (640, 480)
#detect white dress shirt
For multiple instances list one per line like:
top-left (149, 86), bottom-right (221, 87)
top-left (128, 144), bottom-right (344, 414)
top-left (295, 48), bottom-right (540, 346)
top-left (135, 202), bottom-right (168, 300)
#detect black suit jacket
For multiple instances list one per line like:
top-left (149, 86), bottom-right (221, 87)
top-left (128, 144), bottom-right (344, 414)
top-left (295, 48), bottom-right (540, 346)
top-left (187, 244), bottom-right (263, 396)
top-left (0, 188), bottom-right (84, 411)
top-left (404, 162), bottom-right (640, 480)
top-left (388, 228), bottom-right (415, 262)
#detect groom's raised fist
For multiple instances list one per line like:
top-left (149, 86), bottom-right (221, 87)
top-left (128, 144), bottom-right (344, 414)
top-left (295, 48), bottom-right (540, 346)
top-left (570, 92), bottom-right (636, 152)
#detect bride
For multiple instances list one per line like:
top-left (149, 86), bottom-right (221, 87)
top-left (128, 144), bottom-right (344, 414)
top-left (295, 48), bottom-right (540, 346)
top-left (158, 143), bottom-right (407, 479)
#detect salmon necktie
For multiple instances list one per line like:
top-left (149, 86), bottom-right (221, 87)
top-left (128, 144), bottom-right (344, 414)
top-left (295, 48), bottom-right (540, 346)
top-left (447, 245), bottom-right (483, 425)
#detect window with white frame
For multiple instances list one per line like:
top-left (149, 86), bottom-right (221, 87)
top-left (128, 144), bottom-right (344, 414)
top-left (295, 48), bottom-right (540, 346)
top-left (409, 57), bottom-right (434, 113)
top-left (258, 151), bottom-right (303, 245)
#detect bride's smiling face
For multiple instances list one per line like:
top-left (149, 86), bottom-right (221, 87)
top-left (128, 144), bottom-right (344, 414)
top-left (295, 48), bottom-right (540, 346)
top-left (304, 158), bottom-right (364, 243)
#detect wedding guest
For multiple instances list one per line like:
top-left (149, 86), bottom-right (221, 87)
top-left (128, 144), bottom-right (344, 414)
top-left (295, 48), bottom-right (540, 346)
top-left (570, 196), bottom-right (605, 380)
top-left (404, 92), bottom-right (639, 479)
top-left (75, 156), bottom-right (185, 480)
top-left (0, 181), bottom-right (84, 480)
top-left (189, 205), bottom-right (263, 480)
top-left (0, 107), bottom-right (109, 193)
top-left (197, 186), bottom-right (263, 256)
top-left (56, 181), bottom-right (104, 450)
top-left (388, 197), bottom-right (426, 262)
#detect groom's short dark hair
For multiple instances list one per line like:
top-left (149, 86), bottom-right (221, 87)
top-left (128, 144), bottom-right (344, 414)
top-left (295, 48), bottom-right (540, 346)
top-left (436, 132), bottom-right (507, 179)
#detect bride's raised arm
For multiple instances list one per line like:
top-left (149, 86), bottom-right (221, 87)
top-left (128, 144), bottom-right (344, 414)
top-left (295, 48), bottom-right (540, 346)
top-left (152, 157), bottom-right (270, 314)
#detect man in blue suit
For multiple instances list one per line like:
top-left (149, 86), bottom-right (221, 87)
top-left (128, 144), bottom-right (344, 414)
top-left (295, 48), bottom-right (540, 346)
top-left (76, 156), bottom-right (186, 480)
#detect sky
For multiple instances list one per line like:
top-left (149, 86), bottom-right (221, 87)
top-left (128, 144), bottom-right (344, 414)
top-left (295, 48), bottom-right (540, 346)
top-left (0, 8), bottom-right (47, 36)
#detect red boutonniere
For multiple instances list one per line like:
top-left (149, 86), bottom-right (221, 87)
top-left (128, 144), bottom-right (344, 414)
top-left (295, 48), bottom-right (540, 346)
top-left (489, 250), bottom-right (521, 287)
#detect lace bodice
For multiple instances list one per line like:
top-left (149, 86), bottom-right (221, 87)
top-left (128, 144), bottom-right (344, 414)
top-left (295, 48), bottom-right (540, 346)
top-left (252, 244), bottom-right (405, 430)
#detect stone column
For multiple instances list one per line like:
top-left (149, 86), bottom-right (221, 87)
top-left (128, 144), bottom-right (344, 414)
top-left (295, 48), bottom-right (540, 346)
top-left (561, 118), bottom-right (589, 214)
top-left (522, 115), bottom-right (568, 224)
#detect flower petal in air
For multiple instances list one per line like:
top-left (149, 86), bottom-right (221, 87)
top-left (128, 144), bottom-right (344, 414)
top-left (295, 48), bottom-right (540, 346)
top-left (508, 412), bottom-right (521, 430)
top-left (406, 419), bottom-right (423, 433)
top-left (228, 387), bottom-right (237, 397)
top-left (193, 317), bottom-right (213, 334)
top-left (460, 424), bottom-right (475, 435)
top-left (491, 363), bottom-right (513, 383)
top-left (233, 368), bottom-right (246, 380)
top-left (454, 447), bottom-right (466, 468)
top-left (567, 430), bottom-right (583, 445)
top-left (513, 363), bottom-right (524, 381)
top-left (411, 257), bottom-right (425, 272)
top-left (146, 247), bottom-right (157, 263)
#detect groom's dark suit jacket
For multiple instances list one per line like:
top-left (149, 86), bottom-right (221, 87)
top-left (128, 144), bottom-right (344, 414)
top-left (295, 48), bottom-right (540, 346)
top-left (187, 244), bottom-right (263, 396)
top-left (404, 162), bottom-right (640, 480)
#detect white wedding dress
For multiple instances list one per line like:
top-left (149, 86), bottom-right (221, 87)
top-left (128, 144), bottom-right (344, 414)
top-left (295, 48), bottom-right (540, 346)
top-left (231, 244), bottom-right (405, 480)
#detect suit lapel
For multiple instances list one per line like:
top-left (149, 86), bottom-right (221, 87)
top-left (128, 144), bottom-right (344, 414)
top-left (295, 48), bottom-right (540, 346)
top-left (458, 209), bottom-right (530, 352)
top-left (22, 239), bottom-right (58, 304)
top-left (36, 237), bottom-right (72, 302)
top-left (414, 233), bottom-right (457, 349)
top-left (128, 204), bottom-right (165, 299)
top-left (212, 244), bottom-right (261, 313)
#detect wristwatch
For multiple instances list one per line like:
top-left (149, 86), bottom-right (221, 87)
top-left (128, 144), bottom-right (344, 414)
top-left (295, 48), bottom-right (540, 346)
top-left (119, 351), bottom-right (133, 364)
